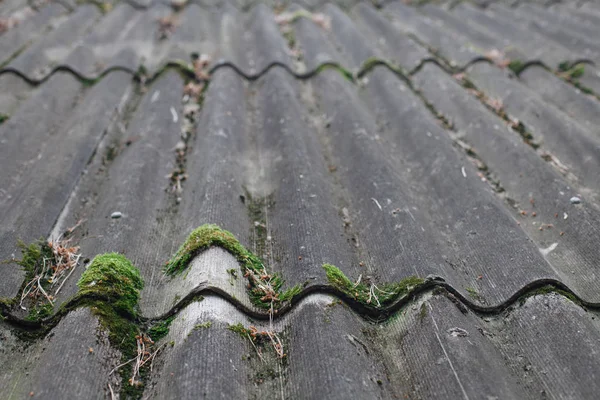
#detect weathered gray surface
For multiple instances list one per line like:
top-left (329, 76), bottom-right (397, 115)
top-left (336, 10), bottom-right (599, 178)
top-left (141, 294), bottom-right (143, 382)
top-left (0, 72), bottom-right (132, 298)
top-left (1, 0), bottom-right (600, 399)
top-left (467, 63), bottom-right (600, 200)
top-left (7, 5), bottom-right (101, 79)
top-left (143, 287), bottom-right (576, 400)
top-left (414, 62), bottom-right (600, 303)
top-left (0, 308), bottom-right (120, 399)
top-left (0, 3), bottom-right (68, 64)
top-left (519, 65), bottom-right (600, 135)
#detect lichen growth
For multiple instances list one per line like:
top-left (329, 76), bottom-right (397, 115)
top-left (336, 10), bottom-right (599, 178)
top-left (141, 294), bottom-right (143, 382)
top-left (322, 264), bottom-right (424, 307)
top-left (77, 253), bottom-right (144, 316)
top-left (194, 321), bottom-right (212, 330)
top-left (418, 302), bottom-right (428, 321)
top-left (465, 286), bottom-right (486, 303)
top-left (227, 268), bottom-right (238, 286)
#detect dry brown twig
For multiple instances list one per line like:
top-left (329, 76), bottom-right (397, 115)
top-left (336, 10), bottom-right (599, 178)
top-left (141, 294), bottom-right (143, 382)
top-left (19, 233), bottom-right (82, 310)
top-left (485, 97), bottom-right (504, 113)
top-left (0, 5), bottom-right (38, 34)
top-left (108, 383), bottom-right (116, 400)
top-left (244, 266), bottom-right (280, 303)
top-left (247, 330), bottom-right (265, 363)
top-left (241, 266), bottom-right (287, 360)
top-left (183, 82), bottom-right (204, 102)
top-left (109, 334), bottom-right (166, 387)
top-left (157, 15), bottom-right (178, 39)
top-left (274, 11), bottom-right (331, 31)
top-left (311, 13), bottom-right (331, 30)
top-left (193, 54), bottom-right (211, 81)
top-left (248, 325), bottom-right (286, 360)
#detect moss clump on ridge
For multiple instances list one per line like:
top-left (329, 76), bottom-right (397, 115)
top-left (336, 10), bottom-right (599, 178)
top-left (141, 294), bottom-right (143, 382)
top-left (77, 253), bottom-right (144, 316)
top-left (164, 224), bottom-right (301, 309)
top-left (165, 224), bottom-right (264, 275)
top-left (75, 253), bottom-right (148, 398)
top-left (322, 264), bottom-right (424, 307)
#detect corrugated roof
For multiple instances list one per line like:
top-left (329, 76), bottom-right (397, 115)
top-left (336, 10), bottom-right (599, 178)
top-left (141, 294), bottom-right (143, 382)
top-left (1, 0), bottom-right (600, 398)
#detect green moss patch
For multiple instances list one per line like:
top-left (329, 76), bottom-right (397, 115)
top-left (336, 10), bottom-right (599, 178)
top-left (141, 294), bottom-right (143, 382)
top-left (148, 315), bottom-right (175, 342)
top-left (322, 264), bottom-right (424, 307)
top-left (194, 321), bottom-right (212, 330)
top-left (165, 224), bottom-right (260, 275)
top-left (165, 224), bottom-right (301, 309)
top-left (9, 239), bottom-right (74, 320)
top-left (87, 302), bottom-right (145, 398)
top-left (26, 303), bottom-right (53, 321)
top-left (228, 322), bottom-right (250, 338)
top-left (14, 239), bottom-right (52, 282)
top-left (559, 64), bottom-right (585, 81)
top-left (507, 60), bottom-right (525, 75)
top-left (76, 255), bottom-right (148, 398)
top-left (465, 286), bottom-right (486, 304)
top-left (518, 285), bottom-right (581, 307)
top-left (77, 253), bottom-right (144, 316)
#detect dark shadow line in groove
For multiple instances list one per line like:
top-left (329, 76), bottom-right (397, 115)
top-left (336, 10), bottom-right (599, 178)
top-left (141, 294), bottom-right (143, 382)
top-left (0, 65), bottom-right (136, 85)
top-left (207, 61), bottom-right (351, 80)
top-left (0, 58), bottom-right (491, 86)
top-left (1, 56), bottom-right (595, 87)
top-left (82, 0), bottom-right (370, 12)
top-left (511, 59), bottom-right (596, 76)
top-left (103, 0), bottom-right (153, 10)
top-left (2, 277), bottom-right (598, 333)
top-left (148, 277), bottom-right (598, 323)
top-left (407, 56), bottom-right (492, 76)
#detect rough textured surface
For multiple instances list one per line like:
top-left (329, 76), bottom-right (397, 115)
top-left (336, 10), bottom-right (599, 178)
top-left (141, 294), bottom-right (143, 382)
top-left (2, 0), bottom-right (600, 398)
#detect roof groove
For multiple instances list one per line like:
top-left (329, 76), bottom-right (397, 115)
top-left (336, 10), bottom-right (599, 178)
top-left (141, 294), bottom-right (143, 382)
top-left (2, 277), bottom-right (596, 331)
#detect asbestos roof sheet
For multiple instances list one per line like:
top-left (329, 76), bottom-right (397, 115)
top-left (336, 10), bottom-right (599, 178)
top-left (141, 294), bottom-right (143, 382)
top-left (1, 0), bottom-right (600, 399)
